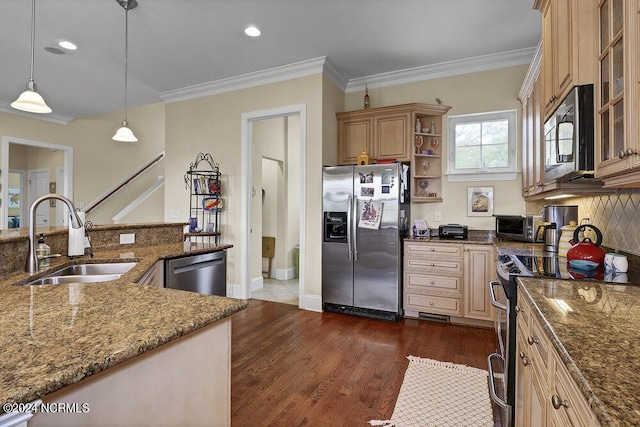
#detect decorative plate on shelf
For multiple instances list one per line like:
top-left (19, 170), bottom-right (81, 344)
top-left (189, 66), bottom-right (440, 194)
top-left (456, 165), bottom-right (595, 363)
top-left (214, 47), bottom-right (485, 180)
top-left (202, 198), bottom-right (223, 211)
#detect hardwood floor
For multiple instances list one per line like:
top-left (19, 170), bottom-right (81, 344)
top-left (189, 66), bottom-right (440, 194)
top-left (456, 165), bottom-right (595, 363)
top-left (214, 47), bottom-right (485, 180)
top-left (231, 300), bottom-right (499, 426)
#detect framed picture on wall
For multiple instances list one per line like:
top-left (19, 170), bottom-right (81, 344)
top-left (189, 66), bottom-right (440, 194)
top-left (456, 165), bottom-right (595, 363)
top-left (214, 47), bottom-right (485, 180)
top-left (8, 187), bottom-right (20, 208)
top-left (467, 186), bottom-right (493, 216)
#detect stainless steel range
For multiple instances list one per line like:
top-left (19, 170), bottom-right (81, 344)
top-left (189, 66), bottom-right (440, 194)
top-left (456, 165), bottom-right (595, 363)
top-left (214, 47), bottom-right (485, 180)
top-left (489, 251), bottom-right (635, 425)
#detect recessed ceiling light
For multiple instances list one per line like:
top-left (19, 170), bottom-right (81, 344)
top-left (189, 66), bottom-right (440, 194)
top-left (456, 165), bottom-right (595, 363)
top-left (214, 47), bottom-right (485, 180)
top-left (244, 25), bottom-right (261, 37)
top-left (45, 46), bottom-right (65, 55)
top-left (58, 40), bottom-right (77, 50)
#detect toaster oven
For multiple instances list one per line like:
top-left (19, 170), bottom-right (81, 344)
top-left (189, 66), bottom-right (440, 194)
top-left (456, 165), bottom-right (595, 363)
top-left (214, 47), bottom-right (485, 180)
top-left (494, 215), bottom-right (541, 242)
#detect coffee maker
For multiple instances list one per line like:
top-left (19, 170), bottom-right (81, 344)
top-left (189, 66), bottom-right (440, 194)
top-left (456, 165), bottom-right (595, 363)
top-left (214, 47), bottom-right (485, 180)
top-left (536, 205), bottom-right (578, 252)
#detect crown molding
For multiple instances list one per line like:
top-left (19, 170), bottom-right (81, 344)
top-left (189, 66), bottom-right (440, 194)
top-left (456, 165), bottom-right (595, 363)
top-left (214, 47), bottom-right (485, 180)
top-left (345, 47), bottom-right (537, 93)
top-left (518, 39), bottom-right (542, 102)
top-left (0, 102), bottom-right (73, 124)
top-left (322, 59), bottom-right (348, 91)
top-left (159, 56), bottom-right (343, 103)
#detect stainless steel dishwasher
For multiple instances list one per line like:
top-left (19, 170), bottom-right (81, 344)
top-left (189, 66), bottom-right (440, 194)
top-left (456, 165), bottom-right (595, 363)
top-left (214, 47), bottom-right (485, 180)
top-left (165, 251), bottom-right (226, 296)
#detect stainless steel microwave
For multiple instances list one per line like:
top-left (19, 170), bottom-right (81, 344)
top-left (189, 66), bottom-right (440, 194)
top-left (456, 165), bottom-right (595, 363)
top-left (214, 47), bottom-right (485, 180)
top-left (543, 84), bottom-right (595, 181)
top-left (494, 215), bottom-right (541, 242)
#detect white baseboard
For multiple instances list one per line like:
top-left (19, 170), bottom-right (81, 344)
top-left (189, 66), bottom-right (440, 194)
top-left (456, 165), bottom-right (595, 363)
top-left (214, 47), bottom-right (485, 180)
top-left (251, 276), bottom-right (264, 292)
top-left (302, 294), bottom-right (322, 312)
top-left (275, 267), bottom-right (297, 281)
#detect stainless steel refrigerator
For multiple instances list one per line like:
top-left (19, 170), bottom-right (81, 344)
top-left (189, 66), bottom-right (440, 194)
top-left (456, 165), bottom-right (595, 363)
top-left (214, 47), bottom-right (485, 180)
top-left (322, 163), bottom-right (410, 320)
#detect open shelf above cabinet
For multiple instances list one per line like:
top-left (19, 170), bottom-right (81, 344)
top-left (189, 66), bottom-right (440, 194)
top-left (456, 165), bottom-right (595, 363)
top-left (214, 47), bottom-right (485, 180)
top-left (410, 106), bottom-right (450, 202)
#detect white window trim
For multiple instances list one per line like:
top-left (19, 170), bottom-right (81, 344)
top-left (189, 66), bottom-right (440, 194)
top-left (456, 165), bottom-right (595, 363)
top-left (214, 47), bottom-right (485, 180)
top-left (446, 109), bottom-right (518, 182)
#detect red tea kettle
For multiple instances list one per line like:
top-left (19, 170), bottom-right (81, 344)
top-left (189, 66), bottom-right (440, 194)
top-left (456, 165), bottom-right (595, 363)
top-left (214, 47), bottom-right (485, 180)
top-left (566, 224), bottom-right (606, 265)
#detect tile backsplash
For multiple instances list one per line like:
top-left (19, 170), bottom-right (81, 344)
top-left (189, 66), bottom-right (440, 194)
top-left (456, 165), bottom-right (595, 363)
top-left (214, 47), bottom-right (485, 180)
top-left (528, 189), bottom-right (640, 256)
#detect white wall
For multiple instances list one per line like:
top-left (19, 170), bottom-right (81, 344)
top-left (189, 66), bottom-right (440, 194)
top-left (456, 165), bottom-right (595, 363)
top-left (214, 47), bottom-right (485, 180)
top-left (0, 103), bottom-right (166, 225)
top-left (164, 74), bottom-right (325, 300)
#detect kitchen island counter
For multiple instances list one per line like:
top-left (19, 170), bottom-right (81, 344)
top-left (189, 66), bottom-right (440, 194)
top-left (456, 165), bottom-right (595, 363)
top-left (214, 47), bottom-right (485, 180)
top-left (519, 277), bottom-right (640, 426)
top-left (0, 242), bottom-right (247, 413)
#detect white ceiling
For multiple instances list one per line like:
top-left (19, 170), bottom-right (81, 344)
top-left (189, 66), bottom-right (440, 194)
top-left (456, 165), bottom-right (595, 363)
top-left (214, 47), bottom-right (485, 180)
top-left (0, 0), bottom-right (541, 121)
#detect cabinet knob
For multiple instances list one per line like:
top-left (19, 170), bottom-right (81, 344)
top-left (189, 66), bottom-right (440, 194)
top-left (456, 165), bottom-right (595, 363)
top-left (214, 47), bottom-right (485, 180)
top-left (551, 395), bottom-right (569, 410)
top-left (430, 248), bottom-right (435, 251)
top-left (618, 148), bottom-right (639, 159)
top-left (519, 352), bottom-right (530, 366)
top-left (430, 281), bottom-right (435, 285)
top-left (429, 302), bottom-right (434, 306)
top-left (515, 305), bottom-right (523, 313)
top-left (527, 336), bottom-right (539, 346)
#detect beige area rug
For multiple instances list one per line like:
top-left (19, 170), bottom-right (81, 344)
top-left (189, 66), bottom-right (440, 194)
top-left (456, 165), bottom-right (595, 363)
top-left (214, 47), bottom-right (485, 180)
top-left (369, 356), bottom-right (494, 427)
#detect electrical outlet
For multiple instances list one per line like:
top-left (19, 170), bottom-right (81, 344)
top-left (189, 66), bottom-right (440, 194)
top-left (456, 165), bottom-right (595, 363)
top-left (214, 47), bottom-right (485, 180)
top-left (584, 214), bottom-right (591, 224)
top-left (434, 211), bottom-right (442, 222)
top-left (119, 233), bottom-right (135, 244)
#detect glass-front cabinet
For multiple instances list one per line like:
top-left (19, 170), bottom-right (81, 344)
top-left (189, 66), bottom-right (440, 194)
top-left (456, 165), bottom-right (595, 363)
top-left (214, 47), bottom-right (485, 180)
top-left (596, 0), bottom-right (640, 184)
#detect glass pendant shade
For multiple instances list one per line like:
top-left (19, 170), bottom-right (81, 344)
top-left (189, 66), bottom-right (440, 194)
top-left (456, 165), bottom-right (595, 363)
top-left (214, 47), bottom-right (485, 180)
top-left (11, 82), bottom-right (52, 114)
top-left (12, 0), bottom-right (52, 114)
top-left (112, 120), bottom-right (138, 142)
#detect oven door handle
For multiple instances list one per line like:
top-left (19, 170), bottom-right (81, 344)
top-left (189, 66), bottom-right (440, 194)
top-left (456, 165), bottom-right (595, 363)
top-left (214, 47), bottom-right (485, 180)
top-left (489, 281), bottom-right (507, 310)
top-left (487, 353), bottom-right (509, 410)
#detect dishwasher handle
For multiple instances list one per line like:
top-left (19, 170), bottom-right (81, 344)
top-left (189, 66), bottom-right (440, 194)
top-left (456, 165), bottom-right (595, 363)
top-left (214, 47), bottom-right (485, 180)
top-left (171, 258), bottom-right (225, 275)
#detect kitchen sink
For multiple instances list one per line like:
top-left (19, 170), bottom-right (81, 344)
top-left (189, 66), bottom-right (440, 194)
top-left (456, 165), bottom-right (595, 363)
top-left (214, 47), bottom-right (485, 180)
top-left (27, 274), bottom-right (123, 286)
top-left (49, 262), bottom-right (137, 277)
top-left (22, 262), bottom-right (137, 286)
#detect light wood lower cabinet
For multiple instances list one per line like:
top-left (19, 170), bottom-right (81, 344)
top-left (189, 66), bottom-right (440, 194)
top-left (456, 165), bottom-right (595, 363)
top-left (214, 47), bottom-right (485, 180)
top-left (463, 244), bottom-right (496, 321)
top-left (403, 241), bottom-right (496, 324)
top-left (517, 289), bottom-right (600, 426)
top-left (404, 241), bottom-right (463, 317)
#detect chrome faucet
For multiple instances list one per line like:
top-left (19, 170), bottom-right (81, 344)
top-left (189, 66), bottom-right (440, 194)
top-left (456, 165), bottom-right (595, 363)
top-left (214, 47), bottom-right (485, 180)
top-left (26, 193), bottom-right (83, 273)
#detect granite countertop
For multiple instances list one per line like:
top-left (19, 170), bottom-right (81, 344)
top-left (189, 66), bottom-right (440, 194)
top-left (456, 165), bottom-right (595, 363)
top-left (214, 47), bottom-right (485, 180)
top-left (0, 242), bottom-right (248, 408)
top-left (405, 229), bottom-right (496, 244)
top-left (518, 277), bottom-right (640, 427)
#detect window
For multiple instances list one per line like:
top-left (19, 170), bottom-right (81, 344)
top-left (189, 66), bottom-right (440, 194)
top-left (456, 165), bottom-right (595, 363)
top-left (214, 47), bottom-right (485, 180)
top-left (447, 110), bottom-right (518, 181)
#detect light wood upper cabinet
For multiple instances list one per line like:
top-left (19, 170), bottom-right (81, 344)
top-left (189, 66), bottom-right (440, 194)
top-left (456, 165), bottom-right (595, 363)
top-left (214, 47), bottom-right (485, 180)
top-left (595, 0), bottom-right (640, 187)
top-left (520, 58), bottom-right (546, 198)
top-left (373, 112), bottom-right (411, 160)
top-left (536, 0), bottom-right (596, 119)
top-left (337, 116), bottom-right (373, 165)
top-left (336, 103), bottom-right (449, 166)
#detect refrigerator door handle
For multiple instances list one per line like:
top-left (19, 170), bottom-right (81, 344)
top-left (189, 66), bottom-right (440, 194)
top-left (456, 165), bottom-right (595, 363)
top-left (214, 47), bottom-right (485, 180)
top-left (347, 195), bottom-right (353, 261)
top-left (352, 195), bottom-right (358, 261)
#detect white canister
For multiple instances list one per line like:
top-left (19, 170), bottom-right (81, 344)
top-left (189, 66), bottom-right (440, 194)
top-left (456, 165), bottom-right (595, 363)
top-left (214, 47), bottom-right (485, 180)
top-left (612, 254), bottom-right (629, 273)
top-left (558, 221), bottom-right (581, 257)
top-left (604, 253), bottom-right (615, 271)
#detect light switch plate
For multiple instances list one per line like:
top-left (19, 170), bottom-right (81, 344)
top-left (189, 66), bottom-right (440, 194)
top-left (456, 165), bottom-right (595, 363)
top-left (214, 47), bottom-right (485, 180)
top-left (434, 211), bottom-right (442, 222)
top-left (120, 233), bottom-right (135, 244)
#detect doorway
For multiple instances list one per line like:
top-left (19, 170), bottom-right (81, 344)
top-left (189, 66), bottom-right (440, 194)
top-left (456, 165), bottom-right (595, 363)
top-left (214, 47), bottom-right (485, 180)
top-left (240, 104), bottom-right (306, 309)
top-left (1, 136), bottom-right (74, 230)
top-left (251, 124), bottom-right (300, 306)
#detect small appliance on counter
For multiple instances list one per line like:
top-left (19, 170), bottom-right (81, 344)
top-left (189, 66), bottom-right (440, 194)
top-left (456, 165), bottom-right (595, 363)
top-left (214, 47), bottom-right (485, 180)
top-left (535, 205), bottom-right (578, 252)
top-left (438, 224), bottom-right (468, 239)
top-left (494, 214), bottom-right (541, 242)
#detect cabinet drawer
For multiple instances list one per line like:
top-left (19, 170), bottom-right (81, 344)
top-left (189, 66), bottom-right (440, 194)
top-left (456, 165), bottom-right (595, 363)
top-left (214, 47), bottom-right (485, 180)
top-left (404, 257), bottom-right (463, 275)
top-left (405, 242), bottom-right (463, 258)
top-left (529, 315), bottom-right (551, 373)
top-left (551, 353), bottom-right (596, 427)
top-left (405, 272), bottom-right (461, 294)
top-left (404, 293), bottom-right (462, 316)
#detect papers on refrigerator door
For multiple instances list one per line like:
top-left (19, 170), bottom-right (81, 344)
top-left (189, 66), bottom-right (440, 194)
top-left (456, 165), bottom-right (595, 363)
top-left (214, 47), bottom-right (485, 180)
top-left (359, 200), bottom-right (383, 229)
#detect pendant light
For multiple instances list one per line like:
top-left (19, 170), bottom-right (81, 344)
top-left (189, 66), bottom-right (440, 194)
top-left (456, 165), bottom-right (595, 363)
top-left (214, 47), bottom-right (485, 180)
top-left (11, 0), bottom-right (52, 114)
top-left (113, 0), bottom-right (138, 142)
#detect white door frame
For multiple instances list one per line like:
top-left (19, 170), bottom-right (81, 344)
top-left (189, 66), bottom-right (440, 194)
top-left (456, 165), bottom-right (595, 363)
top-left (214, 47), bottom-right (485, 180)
top-left (240, 104), bottom-right (306, 309)
top-left (1, 136), bottom-right (74, 230)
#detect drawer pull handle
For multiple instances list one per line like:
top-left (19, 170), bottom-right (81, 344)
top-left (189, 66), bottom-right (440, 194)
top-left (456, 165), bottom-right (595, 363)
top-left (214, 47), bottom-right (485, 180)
top-left (515, 305), bottom-right (523, 313)
top-left (527, 336), bottom-right (538, 345)
top-left (519, 352), bottom-right (530, 366)
top-left (551, 395), bottom-right (569, 410)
